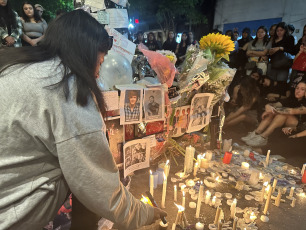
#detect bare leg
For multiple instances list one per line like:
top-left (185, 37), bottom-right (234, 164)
top-left (225, 114), bottom-right (247, 127)
top-left (261, 114), bottom-right (289, 138)
top-left (285, 115), bottom-right (299, 127)
top-left (255, 114), bottom-right (275, 134)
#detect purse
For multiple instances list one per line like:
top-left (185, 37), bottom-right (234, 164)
top-left (270, 51), bottom-right (293, 69)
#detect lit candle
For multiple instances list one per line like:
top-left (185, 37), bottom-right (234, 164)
top-left (197, 154), bottom-right (202, 166)
top-left (265, 150), bottom-right (270, 166)
top-left (164, 160), bottom-right (170, 177)
top-left (212, 196), bottom-right (216, 207)
top-left (184, 145), bottom-right (195, 174)
top-left (260, 182), bottom-right (268, 202)
top-left (232, 217), bottom-right (238, 230)
top-left (217, 220), bottom-right (222, 230)
top-left (263, 185), bottom-right (273, 215)
top-left (193, 162), bottom-right (199, 177)
top-left (289, 187), bottom-right (295, 198)
top-left (250, 212), bottom-right (257, 222)
top-left (182, 191), bottom-right (186, 208)
top-left (174, 203), bottom-right (184, 226)
top-left (241, 162), bottom-right (250, 170)
top-left (230, 198), bottom-right (237, 218)
top-left (275, 188), bottom-right (282, 207)
top-left (181, 184), bottom-right (186, 192)
top-left (214, 206), bottom-right (221, 225)
top-left (195, 222), bottom-right (204, 230)
top-left (196, 182), bottom-right (204, 218)
top-left (205, 190), bottom-right (211, 204)
top-left (291, 197), bottom-right (296, 207)
top-left (150, 170), bottom-right (154, 197)
top-left (272, 178), bottom-right (278, 193)
top-left (259, 172), bottom-right (264, 180)
top-left (174, 185), bottom-right (177, 202)
top-left (161, 173), bottom-right (167, 208)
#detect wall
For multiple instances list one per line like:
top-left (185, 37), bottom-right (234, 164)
top-left (213, 0), bottom-right (306, 40)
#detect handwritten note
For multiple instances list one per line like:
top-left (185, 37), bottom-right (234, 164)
top-left (102, 91), bottom-right (119, 111)
top-left (106, 9), bottom-right (129, 28)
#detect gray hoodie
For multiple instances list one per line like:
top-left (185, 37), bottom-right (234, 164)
top-left (0, 58), bottom-right (154, 229)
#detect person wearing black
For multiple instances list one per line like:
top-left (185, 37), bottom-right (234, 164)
top-left (145, 32), bottom-right (161, 51)
top-left (134, 31), bottom-right (144, 45)
top-left (162, 30), bottom-right (177, 53)
top-left (238, 27), bottom-right (253, 48)
top-left (175, 31), bottom-right (190, 65)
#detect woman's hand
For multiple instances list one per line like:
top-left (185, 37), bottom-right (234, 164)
top-left (152, 207), bottom-right (167, 224)
top-left (261, 111), bottom-right (271, 120)
top-left (265, 104), bottom-right (275, 113)
top-left (31, 38), bottom-right (39, 46)
top-left (282, 127), bottom-right (294, 135)
top-left (289, 134), bottom-right (298, 138)
top-left (5, 36), bottom-right (15, 46)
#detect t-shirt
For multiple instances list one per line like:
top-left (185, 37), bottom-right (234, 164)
top-left (247, 40), bottom-right (271, 62)
top-left (22, 19), bottom-right (47, 38)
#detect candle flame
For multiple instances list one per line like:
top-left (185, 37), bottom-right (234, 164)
top-left (206, 190), bottom-right (210, 195)
top-left (263, 181), bottom-right (268, 186)
top-left (212, 196), bottom-right (216, 201)
top-left (233, 198), bottom-right (237, 203)
top-left (140, 195), bottom-right (149, 204)
top-left (150, 170), bottom-right (152, 175)
top-left (181, 185), bottom-right (186, 190)
top-left (174, 185), bottom-right (177, 189)
top-left (174, 203), bottom-right (185, 211)
top-left (265, 185), bottom-right (271, 192)
top-left (166, 160), bottom-right (169, 165)
top-left (195, 162), bottom-right (198, 167)
top-left (216, 176), bottom-right (219, 181)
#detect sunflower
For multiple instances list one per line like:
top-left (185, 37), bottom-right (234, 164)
top-left (199, 33), bottom-right (235, 61)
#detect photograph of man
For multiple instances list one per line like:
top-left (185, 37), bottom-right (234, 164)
top-left (172, 109), bottom-right (180, 135)
top-left (148, 96), bottom-right (160, 116)
top-left (124, 90), bottom-right (141, 122)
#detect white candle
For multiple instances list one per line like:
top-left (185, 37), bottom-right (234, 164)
top-left (241, 162), bottom-right (250, 170)
top-left (217, 220), bottom-right (222, 230)
top-left (164, 160), bottom-right (170, 177)
top-left (232, 217), bottom-right (238, 230)
top-left (184, 145), bottom-right (195, 174)
top-left (161, 173), bottom-right (167, 208)
top-left (195, 222), bottom-right (204, 230)
top-left (289, 187), bottom-right (295, 198)
top-left (260, 182), bottom-right (268, 202)
top-left (272, 179), bottom-right (278, 193)
top-left (263, 185), bottom-right (273, 215)
top-left (200, 153), bottom-right (206, 168)
top-left (193, 162), bottom-right (199, 177)
top-left (181, 184), bottom-right (186, 192)
top-left (212, 196), bottom-right (216, 207)
top-left (275, 188), bottom-right (282, 207)
top-left (182, 191), bottom-right (186, 208)
top-left (265, 150), bottom-right (270, 166)
top-left (214, 206), bottom-right (221, 225)
top-left (230, 198), bottom-right (237, 218)
top-left (174, 185), bottom-right (177, 202)
top-left (196, 182), bottom-right (204, 218)
top-left (149, 171), bottom-right (154, 197)
top-left (174, 203), bottom-right (184, 226)
top-left (205, 190), bottom-right (211, 204)
top-left (291, 197), bottom-right (296, 207)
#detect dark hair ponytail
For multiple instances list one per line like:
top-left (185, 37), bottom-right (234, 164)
top-left (0, 10), bottom-right (111, 116)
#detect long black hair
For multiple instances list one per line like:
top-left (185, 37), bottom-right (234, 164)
top-left (273, 22), bottom-right (290, 44)
top-left (252, 26), bottom-right (269, 47)
top-left (21, 1), bottom-right (42, 22)
top-left (0, 0), bottom-right (17, 29)
top-left (0, 10), bottom-right (111, 115)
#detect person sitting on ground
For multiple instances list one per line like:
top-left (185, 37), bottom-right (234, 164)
top-left (246, 26), bottom-right (271, 75)
top-left (259, 75), bottom-right (288, 102)
top-left (224, 77), bottom-right (260, 128)
top-left (20, 1), bottom-right (47, 46)
top-left (0, 0), bottom-right (23, 47)
top-left (145, 32), bottom-right (161, 51)
top-left (162, 30), bottom-right (177, 53)
top-left (241, 81), bottom-right (306, 147)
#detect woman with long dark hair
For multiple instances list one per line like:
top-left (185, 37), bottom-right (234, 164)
top-left (0, 0), bottom-right (23, 47)
top-left (175, 31), bottom-right (190, 65)
top-left (268, 22), bottom-right (295, 82)
top-left (246, 26), bottom-right (271, 75)
top-left (162, 30), bottom-right (177, 53)
top-left (0, 10), bottom-right (165, 230)
top-left (20, 1), bottom-right (47, 46)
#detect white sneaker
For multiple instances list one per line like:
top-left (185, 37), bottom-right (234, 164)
top-left (241, 131), bottom-right (257, 142)
top-left (246, 135), bottom-right (268, 147)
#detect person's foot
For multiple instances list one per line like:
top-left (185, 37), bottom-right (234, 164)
top-left (246, 135), bottom-right (268, 147)
top-left (241, 131), bottom-right (257, 142)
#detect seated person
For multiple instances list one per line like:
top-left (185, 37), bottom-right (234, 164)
top-left (224, 77), bottom-right (260, 128)
top-left (242, 81), bottom-right (306, 147)
top-left (259, 75), bottom-right (288, 102)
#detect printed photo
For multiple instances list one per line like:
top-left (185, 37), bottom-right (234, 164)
top-left (144, 88), bottom-right (164, 122)
top-left (120, 89), bottom-right (143, 125)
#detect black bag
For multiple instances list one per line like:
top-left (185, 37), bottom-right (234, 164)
top-left (270, 51), bottom-right (293, 69)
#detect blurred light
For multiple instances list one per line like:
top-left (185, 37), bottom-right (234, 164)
top-left (128, 23), bottom-right (134, 29)
top-left (135, 19), bottom-right (139, 24)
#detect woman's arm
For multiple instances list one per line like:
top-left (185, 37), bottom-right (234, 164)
top-left (21, 33), bottom-right (35, 46)
top-left (246, 49), bottom-right (268, 57)
top-left (225, 105), bottom-right (250, 122)
top-left (289, 129), bottom-right (306, 138)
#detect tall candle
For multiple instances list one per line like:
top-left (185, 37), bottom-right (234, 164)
top-left (196, 182), bottom-right (204, 218)
top-left (184, 145), bottom-right (195, 174)
top-left (217, 220), bottom-right (222, 230)
top-left (214, 207), bottom-right (221, 225)
top-left (174, 203), bottom-right (184, 226)
top-left (164, 160), bottom-right (170, 177)
top-left (275, 188), bottom-right (282, 207)
top-left (182, 191), bottom-right (186, 208)
top-left (272, 179), bottom-right (278, 193)
top-left (263, 185), bottom-right (273, 215)
top-left (289, 187), bottom-right (295, 198)
top-left (150, 170), bottom-right (154, 197)
top-left (205, 190), bottom-right (211, 204)
top-left (232, 217), bottom-right (238, 230)
top-left (193, 162), bottom-right (199, 177)
top-left (265, 150), bottom-right (270, 166)
top-left (161, 173), bottom-right (167, 208)
top-left (174, 185), bottom-right (177, 202)
top-left (230, 198), bottom-right (237, 218)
